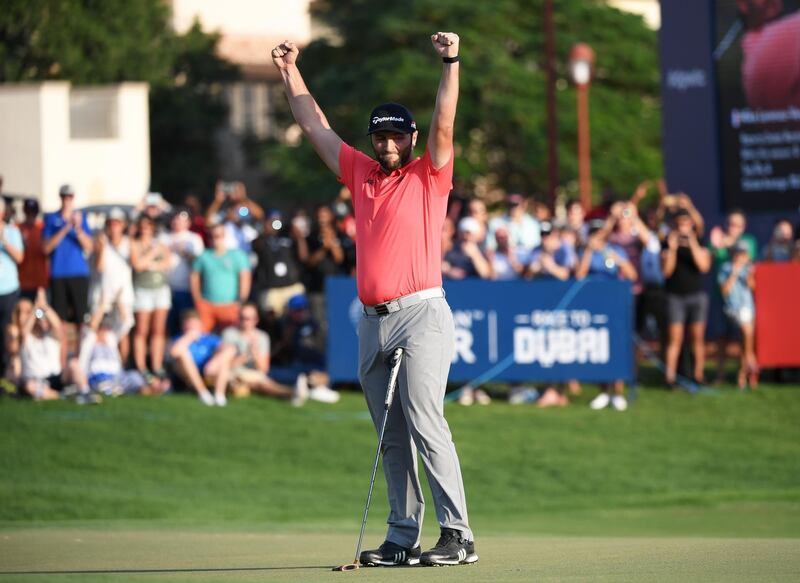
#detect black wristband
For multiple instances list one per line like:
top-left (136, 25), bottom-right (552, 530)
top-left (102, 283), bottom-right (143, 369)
top-left (442, 55), bottom-right (460, 64)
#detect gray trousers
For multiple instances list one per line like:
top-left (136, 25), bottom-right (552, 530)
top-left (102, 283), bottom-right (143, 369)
top-left (358, 295), bottom-right (473, 548)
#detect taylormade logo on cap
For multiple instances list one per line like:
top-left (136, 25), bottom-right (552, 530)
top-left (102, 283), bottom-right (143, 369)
top-left (372, 116), bottom-right (405, 124)
top-left (367, 103), bottom-right (416, 134)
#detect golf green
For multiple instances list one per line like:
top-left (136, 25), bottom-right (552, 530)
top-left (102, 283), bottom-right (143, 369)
top-left (2, 529), bottom-right (799, 582)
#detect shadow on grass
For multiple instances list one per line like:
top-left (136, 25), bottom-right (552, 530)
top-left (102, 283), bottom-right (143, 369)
top-left (0, 565), bottom-right (334, 575)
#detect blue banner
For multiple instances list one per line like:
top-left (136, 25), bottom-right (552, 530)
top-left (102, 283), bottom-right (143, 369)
top-left (326, 277), bottom-right (634, 383)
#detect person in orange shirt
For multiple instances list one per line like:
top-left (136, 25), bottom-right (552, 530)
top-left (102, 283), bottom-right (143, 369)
top-left (17, 199), bottom-right (48, 301)
top-left (272, 32), bottom-right (476, 567)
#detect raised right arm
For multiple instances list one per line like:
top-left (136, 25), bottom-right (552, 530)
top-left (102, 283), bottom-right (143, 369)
top-left (272, 41), bottom-right (343, 176)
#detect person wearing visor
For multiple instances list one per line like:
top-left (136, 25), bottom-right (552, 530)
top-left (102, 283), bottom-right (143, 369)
top-left (273, 32), bottom-right (477, 566)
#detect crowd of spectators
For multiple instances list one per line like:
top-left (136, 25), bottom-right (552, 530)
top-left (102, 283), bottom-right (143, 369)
top-left (1, 177), bottom-right (799, 409)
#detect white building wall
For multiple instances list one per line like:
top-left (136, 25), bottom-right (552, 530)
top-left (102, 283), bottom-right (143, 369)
top-left (0, 82), bottom-right (150, 212)
top-left (0, 85), bottom-right (46, 202)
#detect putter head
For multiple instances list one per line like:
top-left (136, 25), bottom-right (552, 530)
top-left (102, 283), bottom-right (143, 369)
top-left (332, 561), bottom-right (360, 572)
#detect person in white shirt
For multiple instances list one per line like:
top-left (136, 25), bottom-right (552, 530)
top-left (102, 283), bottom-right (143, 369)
top-left (20, 290), bottom-right (100, 404)
top-left (162, 208), bottom-right (204, 335)
top-left (90, 208), bottom-right (134, 362)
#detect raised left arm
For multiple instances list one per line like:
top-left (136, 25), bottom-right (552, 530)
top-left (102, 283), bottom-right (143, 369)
top-left (428, 32), bottom-right (460, 169)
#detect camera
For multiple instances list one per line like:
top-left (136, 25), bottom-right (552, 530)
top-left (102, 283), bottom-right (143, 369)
top-left (34, 308), bottom-right (45, 320)
top-left (622, 207), bottom-right (632, 218)
top-left (222, 182), bottom-right (235, 195)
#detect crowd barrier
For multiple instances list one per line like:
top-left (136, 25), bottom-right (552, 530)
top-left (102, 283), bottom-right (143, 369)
top-left (326, 277), bottom-right (634, 383)
top-left (755, 263), bottom-right (800, 367)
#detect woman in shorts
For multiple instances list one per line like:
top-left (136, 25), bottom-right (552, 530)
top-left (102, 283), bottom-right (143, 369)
top-left (130, 216), bottom-right (172, 383)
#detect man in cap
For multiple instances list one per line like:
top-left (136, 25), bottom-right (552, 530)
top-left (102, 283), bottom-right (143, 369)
top-left (43, 184), bottom-right (93, 366)
top-left (272, 32), bottom-right (477, 566)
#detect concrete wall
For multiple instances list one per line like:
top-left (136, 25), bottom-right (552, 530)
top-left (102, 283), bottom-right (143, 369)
top-left (0, 82), bottom-right (150, 212)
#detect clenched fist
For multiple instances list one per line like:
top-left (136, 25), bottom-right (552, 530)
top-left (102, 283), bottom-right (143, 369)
top-left (431, 32), bottom-right (459, 58)
top-left (271, 41), bottom-right (299, 70)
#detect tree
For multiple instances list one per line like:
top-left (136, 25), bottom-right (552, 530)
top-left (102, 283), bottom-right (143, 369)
top-left (261, 0), bottom-right (662, 205)
top-left (0, 0), bottom-right (237, 201)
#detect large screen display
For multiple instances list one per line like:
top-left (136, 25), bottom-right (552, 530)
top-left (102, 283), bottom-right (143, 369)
top-left (714, 0), bottom-right (800, 211)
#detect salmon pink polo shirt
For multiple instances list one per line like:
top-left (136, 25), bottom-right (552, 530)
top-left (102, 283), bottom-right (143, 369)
top-left (338, 142), bottom-right (453, 305)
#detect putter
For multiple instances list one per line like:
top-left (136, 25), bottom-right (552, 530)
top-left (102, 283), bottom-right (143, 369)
top-left (333, 347), bottom-right (404, 572)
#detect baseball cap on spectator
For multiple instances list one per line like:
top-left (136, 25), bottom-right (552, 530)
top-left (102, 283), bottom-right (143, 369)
top-left (540, 221), bottom-right (555, 236)
top-left (458, 216), bottom-right (482, 236)
top-left (59, 184), bottom-right (75, 197)
top-left (23, 198), bottom-right (39, 214)
top-left (587, 219), bottom-right (606, 235)
top-left (367, 103), bottom-right (417, 135)
top-left (106, 207), bottom-right (127, 223)
top-left (287, 293), bottom-right (309, 311)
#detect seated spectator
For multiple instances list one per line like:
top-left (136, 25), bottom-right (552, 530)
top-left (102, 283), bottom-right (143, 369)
top-left (131, 216), bottom-right (172, 385)
top-left (488, 225), bottom-right (527, 280)
top-left (75, 296), bottom-right (152, 397)
top-left (443, 217), bottom-right (493, 279)
top-left (1, 297), bottom-right (32, 395)
top-left (43, 184), bottom-right (93, 367)
top-left (0, 197), bottom-right (24, 370)
top-left (252, 210), bottom-right (307, 318)
top-left (17, 198), bottom-right (47, 302)
top-left (761, 218), bottom-right (795, 261)
top-left (191, 222), bottom-right (251, 332)
top-left (576, 219), bottom-right (637, 411)
top-left (662, 209), bottom-right (712, 388)
top-left (163, 207), bottom-right (205, 336)
top-left (487, 193), bottom-right (540, 252)
top-left (168, 309), bottom-right (220, 406)
top-left (271, 294), bottom-right (339, 404)
top-left (90, 208), bottom-right (135, 363)
top-left (527, 221), bottom-right (574, 281)
top-left (718, 241), bottom-right (758, 389)
top-left (204, 303), bottom-right (303, 407)
top-left (19, 290), bottom-right (95, 403)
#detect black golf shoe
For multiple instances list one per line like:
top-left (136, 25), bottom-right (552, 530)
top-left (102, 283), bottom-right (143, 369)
top-left (420, 528), bottom-right (478, 566)
top-left (359, 540), bottom-right (421, 566)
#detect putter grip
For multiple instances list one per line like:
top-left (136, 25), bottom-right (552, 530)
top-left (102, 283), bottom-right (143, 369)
top-left (384, 348), bottom-right (404, 408)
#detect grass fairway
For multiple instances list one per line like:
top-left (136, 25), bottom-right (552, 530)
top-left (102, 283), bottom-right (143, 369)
top-left (1, 379), bottom-right (799, 581)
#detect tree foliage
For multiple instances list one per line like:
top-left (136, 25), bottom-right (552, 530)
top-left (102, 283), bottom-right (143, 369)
top-left (262, 0), bottom-right (662, 204)
top-left (0, 0), bottom-right (237, 200)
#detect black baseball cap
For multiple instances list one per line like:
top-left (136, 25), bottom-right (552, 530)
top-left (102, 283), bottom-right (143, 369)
top-left (367, 103), bottom-right (417, 135)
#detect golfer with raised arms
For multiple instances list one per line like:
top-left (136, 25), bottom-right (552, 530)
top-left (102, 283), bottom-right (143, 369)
top-left (272, 33), bottom-right (476, 567)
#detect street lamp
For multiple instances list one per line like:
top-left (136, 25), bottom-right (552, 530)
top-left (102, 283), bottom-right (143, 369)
top-left (570, 43), bottom-right (595, 212)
